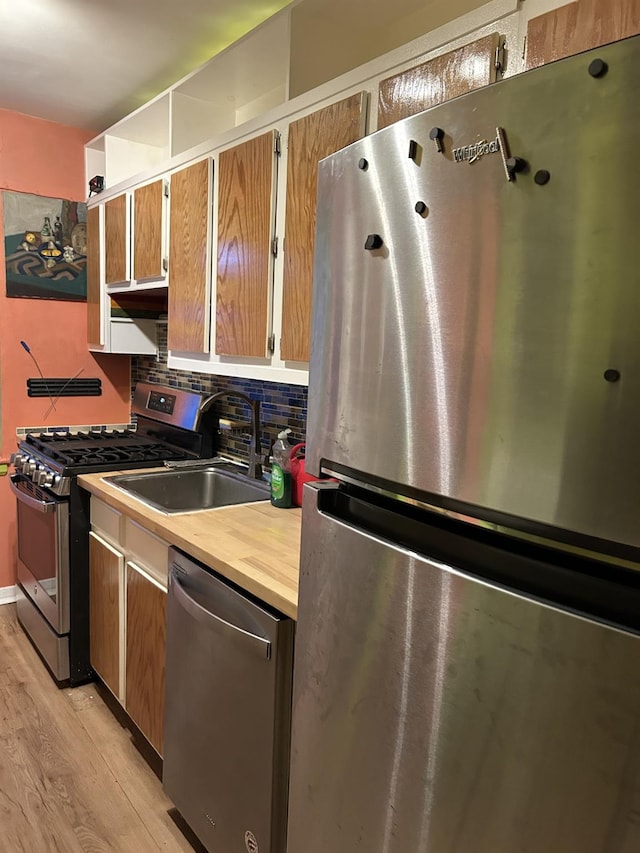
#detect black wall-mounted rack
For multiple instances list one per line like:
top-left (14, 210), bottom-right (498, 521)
top-left (27, 379), bottom-right (102, 398)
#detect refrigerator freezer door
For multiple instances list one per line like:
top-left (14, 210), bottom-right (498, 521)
top-left (307, 36), bottom-right (640, 552)
top-left (287, 485), bottom-right (640, 853)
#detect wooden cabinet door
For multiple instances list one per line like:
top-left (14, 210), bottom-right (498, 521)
top-left (526, 0), bottom-right (640, 69)
top-left (89, 532), bottom-right (123, 700)
top-left (377, 33), bottom-right (500, 131)
top-left (86, 205), bottom-right (103, 347)
top-left (281, 93), bottom-right (366, 363)
top-left (215, 131), bottom-right (277, 357)
top-left (133, 179), bottom-right (165, 281)
top-left (126, 562), bottom-right (167, 756)
top-left (104, 193), bottom-right (129, 284)
top-left (168, 158), bottom-right (211, 353)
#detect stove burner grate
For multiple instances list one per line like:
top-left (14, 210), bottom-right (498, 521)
top-left (49, 442), bottom-right (190, 467)
top-left (22, 430), bottom-right (191, 471)
top-left (28, 429), bottom-right (136, 446)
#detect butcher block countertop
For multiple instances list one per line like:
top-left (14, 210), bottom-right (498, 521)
top-left (78, 470), bottom-right (301, 619)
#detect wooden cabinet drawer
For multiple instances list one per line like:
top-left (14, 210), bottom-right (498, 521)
top-left (123, 518), bottom-right (169, 588)
top-left (91, 497), bottom-right (123, 546)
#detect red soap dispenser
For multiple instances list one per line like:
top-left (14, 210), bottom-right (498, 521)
top-left (289, 443), bottom-right (319, 507)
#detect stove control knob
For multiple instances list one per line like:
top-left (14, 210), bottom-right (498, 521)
top-left (38, 471), bottom-right (54, 488)
top-left (28, 460), bottom-right (38, 477)
top-left (21, 459), bottom-right (32, 475)
top-left (10, 453), bottom-right (23, 468)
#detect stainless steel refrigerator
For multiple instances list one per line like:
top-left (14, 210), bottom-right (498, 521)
top-left (287, 36), bottom-right (640, 853)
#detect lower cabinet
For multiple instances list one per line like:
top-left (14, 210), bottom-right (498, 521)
top-left (89, 498), bottom-right (169, 756)
top-left (89, 532), bottom-right (123, 700)
top-left (125, 562), bottom-right (166, 755)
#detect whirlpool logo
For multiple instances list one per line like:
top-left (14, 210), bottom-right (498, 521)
top-left (453, 136), bottom-right (501, 164)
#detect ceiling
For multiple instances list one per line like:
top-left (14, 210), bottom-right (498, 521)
top-left (0, 0), bottom-right (294, 135)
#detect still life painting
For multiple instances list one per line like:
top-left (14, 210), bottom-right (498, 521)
top-left (3, 191), bottom-right (88, 301)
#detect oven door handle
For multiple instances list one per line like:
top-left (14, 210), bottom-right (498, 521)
top-left (10, 475), bottom-right (57, 513)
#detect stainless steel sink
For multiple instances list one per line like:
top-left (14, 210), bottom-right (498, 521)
top-left (107, 464), bottom-right (270, 513)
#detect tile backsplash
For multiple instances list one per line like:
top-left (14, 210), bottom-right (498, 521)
top-left (132, 324), bottom-right (308, 466)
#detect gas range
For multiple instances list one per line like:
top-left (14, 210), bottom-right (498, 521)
top-left (11, 381), bottom-right (223, 496)
top-left (10, 382), bottom-right (221, 686)
top-left (12, 429), bottom-right (192, 496)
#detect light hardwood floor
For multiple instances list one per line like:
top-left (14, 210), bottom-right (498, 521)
top-left (0, 604), bottom-right (194, 852)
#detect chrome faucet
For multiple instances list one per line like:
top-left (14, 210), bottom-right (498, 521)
top-left (198, 391), bottom-right (263, 480)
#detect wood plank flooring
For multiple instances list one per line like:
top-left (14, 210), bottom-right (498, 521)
top-left (0, 605), bottom-right (194, 852)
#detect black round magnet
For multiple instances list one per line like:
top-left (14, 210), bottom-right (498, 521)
top-left (588, 58), bottom-right (608, 78)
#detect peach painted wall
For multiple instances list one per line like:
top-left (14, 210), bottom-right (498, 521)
top-left (0, 107), bottom-right (131, 589)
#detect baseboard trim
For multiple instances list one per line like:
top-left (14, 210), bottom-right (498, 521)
top-left (0, 585), bottom-right (18, 605)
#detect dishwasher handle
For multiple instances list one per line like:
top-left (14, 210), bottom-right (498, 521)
top-left (170, 568), bottom-right (272, 659)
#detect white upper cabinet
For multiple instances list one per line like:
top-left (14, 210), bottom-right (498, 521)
top-left (171, 13), bottom-right (291, 157)
top-left (85, 12), bottom-right (291, 193)
top-left (87, 95), bottom-right (171, 191)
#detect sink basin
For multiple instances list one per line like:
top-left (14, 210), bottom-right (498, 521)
top-left (107, 465), bottom-right (270, 513)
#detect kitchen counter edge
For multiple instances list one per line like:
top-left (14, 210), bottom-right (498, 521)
top-left (78, 470), bottom-right (300, 620)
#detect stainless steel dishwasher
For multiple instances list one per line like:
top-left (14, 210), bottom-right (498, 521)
top-left (163, 547), bottom-right (294, 853)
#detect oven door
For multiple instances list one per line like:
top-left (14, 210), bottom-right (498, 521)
top-left (10, 474), bottom-right (70, 635)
